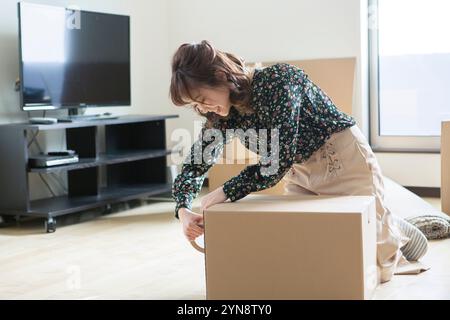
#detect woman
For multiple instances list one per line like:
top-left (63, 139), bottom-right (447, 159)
top-left (169, 40), bottom-right (428, 283)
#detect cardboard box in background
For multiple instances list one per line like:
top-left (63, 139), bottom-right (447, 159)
top-left (441, 121), bottom-right (450, 215)
top-left (249, 57), bottom-right (356, 116)
top-left (199, 194), bottom-right (377, 300)
top-left (208, 138), bottom-right (286, 195)
top-left (207, 57), bottom-right (356, 195)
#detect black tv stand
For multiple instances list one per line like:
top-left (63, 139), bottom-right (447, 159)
top-left (0, 114), bottom-right (179, 233)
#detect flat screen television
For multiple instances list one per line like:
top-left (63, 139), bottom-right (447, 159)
top-left (18, 2), bottom-right (131, 111)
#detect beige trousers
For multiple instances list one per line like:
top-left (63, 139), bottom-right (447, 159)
top-left (282, 125), bottom-right (410, 283)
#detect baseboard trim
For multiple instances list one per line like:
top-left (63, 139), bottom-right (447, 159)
top-left (404, 186), bottom-right (440, 198)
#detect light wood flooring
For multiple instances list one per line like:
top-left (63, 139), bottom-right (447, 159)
top-left (0, 192), bottom-right (448, 299)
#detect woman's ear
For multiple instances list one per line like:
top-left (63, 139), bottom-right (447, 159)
top-left (215, 70), bottom-right (238, 91)
top-left (215, 70), bottom-right (228, 82)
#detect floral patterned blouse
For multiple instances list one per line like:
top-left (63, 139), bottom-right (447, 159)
top-left (172, 63), bottom-right (356, 219)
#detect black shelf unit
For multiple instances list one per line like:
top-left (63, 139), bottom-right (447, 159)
top-left (0, 114), bottom-right (178, 232)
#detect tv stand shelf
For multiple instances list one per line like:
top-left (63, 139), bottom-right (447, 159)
top-left (29, 183), bottom-right (172, 216)
top-left (28, 149), bottom-right (175, 173)
top-left (0, 114), bottom-right (179, 233)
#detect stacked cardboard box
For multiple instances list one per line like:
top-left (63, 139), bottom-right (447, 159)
top-left (441, 121), bottom-right (450, 215)
top-left (208, 138), bottom-right (286, 195)
top-left (194, 194), bottom-right (378, 300)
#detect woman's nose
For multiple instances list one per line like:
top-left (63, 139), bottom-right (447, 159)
top-left (198, 104), bottom-right (218, 114)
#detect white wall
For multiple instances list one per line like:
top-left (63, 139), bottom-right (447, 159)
top-left (167, 0), bottom-right (440, 188)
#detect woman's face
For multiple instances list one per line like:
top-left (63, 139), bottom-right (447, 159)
top-left (188, 85), bottom-right (232, 117)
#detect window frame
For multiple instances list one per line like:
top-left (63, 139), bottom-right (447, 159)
top-left (368, 0), bottom-right (440, 153)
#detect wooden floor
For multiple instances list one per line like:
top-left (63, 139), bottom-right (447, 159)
top-left (0, 193), bottom-right (449, 300)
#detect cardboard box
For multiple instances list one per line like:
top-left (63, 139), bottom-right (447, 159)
top-left (208, 143), bottom-right (285, 195)
top-left (441, 121), bottom-right (450, 215)
top-left (220, 137), bottom-right (259, 163)
top-left (248, 57), bottom-right (356, 115)
top-left (194, 194), bottom-right (377, 300)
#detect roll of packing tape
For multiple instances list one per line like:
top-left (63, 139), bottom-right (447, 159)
top-left (189, 221), bottom-right (205, 253)
top-left (190, 239), bottom-right (205, 253)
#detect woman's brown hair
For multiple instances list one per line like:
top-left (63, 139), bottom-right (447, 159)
top-left (169, 40), bottom-right (256, 128)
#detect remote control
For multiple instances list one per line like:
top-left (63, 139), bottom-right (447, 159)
top-left (29, 117), bottom-right (58, 124)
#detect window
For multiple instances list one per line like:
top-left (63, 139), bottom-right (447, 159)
top-left (369, 0), bottom-right (450, 152)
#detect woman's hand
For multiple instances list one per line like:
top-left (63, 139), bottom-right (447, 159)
top-left (200, 186), bottom-right (228, 213)
top-left (179, 208), bottom-right (204, 241)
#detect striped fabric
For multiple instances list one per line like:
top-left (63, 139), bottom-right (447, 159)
top-left (393, 215), bottom-right (429, 261)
